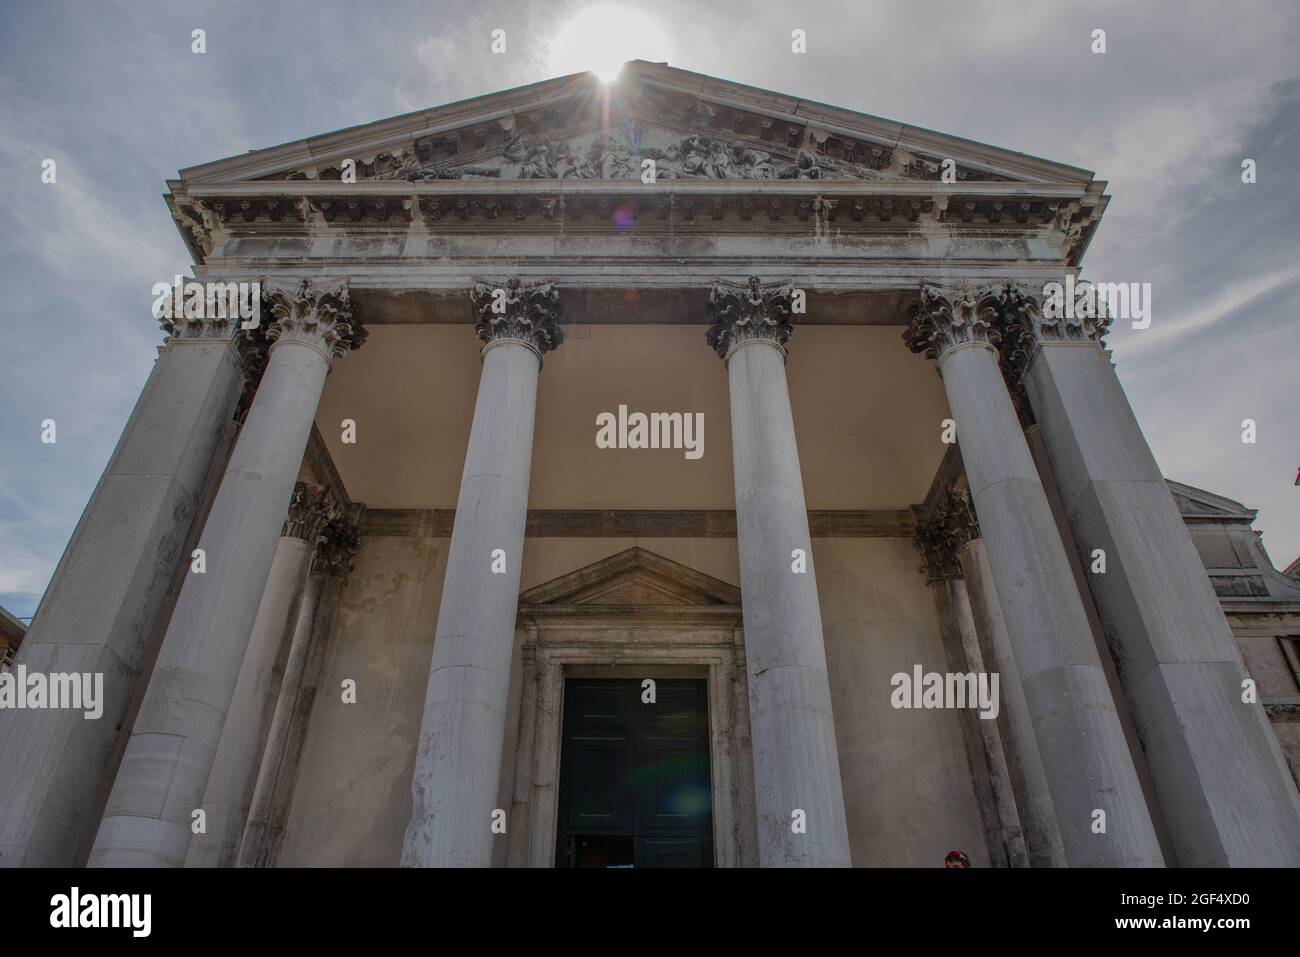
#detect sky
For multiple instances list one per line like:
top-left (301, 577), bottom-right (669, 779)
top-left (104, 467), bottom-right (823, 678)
top-left (0, 0), bottom-right (1297, 620)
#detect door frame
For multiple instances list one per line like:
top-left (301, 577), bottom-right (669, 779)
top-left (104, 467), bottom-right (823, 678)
top-left (554, 676), bottom-right (715, 868)
top-left (507, 601), bottom-right (756, 866)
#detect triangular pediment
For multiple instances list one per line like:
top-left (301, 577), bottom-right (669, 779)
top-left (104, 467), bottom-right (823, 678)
top-left (1167, 480), bottom-right (1257, 521)
top-left (519, 547), bottom-right (741, 607)
top-left (177, 61), bottom-right (1096, 188)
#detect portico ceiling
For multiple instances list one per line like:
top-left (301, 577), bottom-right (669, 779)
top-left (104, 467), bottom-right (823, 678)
top-left (315, 322), bottom-right (949, 510)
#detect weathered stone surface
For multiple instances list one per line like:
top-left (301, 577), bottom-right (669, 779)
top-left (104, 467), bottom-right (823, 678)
top-left (906, 282), bottom-right (1163, 866)
top-left (88, 283), bottom-right (361, 867)
top-left (186, 534), bottom-right (310, 868)
top-left (716, 281), bottom-right (851, 867)
top-left (1019, 334), bottom-right (1300, 865)
top-left (402, 330), bottom-right (548, 867)
top-left (0, 337), bottom-right (242, 868)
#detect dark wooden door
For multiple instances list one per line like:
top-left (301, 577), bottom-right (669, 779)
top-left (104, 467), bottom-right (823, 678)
top-left (555, 678), bottom-right (713, 868)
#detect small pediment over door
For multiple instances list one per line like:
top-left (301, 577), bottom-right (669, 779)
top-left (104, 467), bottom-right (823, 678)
top-left (519, 547), bottom-right (740, 608)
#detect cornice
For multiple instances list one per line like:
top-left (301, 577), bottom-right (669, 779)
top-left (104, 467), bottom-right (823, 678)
top-left (623, 63), bottom-right (1098, 186)
top-left (168, 180), bottom-right (1095, 268)
top-left (176, 64), bottom-right (1093, 189)
top-left (181, 179), bottom-right (1088, 199)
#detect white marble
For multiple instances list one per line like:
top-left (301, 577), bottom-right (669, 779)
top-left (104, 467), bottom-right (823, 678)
top-left (88, 338), bottom-right (333, 867)
top-left (727, 338), bottom-right (851, 867)
top-left (0, 337), bottom-right (242, 867)
top-left (958, 538), bottom-right (1067, 867)
top-left (939, 340), bottom-right (1162, 866)
top-left (1025, 340), bottom-right (1300, 865)
top-left (238, 569), bottom-right (326, 867)
top-left (402, 339), bottom-right (541, 868)
top-left (186, 535), bottom-right (310, 868)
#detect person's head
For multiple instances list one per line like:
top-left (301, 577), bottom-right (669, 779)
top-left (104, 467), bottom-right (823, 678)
top-left (944, 850), bottom-right (971, 868)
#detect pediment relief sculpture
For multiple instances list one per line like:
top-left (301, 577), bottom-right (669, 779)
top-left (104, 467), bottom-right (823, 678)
top-left (363, 125), bottom-right (890, 183)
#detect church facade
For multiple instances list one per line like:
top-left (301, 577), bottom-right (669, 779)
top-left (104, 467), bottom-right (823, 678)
top-left (2, 62), bottom-right (1299, 868)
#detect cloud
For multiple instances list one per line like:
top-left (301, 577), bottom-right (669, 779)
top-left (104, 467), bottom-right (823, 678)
top-left (1, 0), bottom-right (1297, 615)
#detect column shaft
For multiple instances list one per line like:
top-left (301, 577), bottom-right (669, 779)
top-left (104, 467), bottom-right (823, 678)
top-left (238, 569), bottom-right (326, 867)
top-left (958, 538), bottom-right (1067, 867)
top-left (402, 340), bottom-right (541, 867)
top-left (0, 335), bottom-right (242, 867)
top-left (950, 577), bottom-right (1030, 867)
top-left (186, 534), bottom-right (310, 867)
top-left (89, 339), bottom-right (329, 866)
top-left (939, 341), bottom-right (1161, 865)
top-left (727, 339), bottom-right (851, 867)
top-left (1024, 339), bottom-right (1300, 864)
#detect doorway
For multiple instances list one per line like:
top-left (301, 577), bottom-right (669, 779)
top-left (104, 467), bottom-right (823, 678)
top-left (555, 678), bottom-right (714, 867)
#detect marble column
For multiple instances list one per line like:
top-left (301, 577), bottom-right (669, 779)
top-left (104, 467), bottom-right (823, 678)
top-left (0, 314), bottom-right (245, 867)
top-left (997, 283), bottom-right (1300, 865)
top-left (238, 508), bottom-right (356, 867)
top-left (904, 280), bottom-right (1162, 867)
top-left (401, 278), bottom-right (563, 868)
top-left (88, 279), bottom-right (364, 868)
top-left (956, 532), bottom-right (1068, 868)
top-left (915, 498), bottom-right (1029, 868)
top-left (707, 277), bottom-right (851, 867)
top-left (185, 484), bottom-right (333, 867)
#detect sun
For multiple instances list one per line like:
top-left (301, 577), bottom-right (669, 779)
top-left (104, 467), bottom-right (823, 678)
top-left (544, 3), bottom-right (674, 82)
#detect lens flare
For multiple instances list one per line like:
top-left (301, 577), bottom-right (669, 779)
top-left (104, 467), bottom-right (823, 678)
top-left (545, 3), bottom-right (674, 82)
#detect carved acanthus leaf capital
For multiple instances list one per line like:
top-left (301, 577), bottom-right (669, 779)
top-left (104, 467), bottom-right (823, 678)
top-left (159, 313), bottom-right (240, 343)
top-left (915, 487), bottom-right (982, 581)
top-left (989, 281), bottom-right (1110, 405)
top-left (469, 277), bottom-right (564, 358)
top-left (940, 487), bottom-right (981, 549)
top-left (282, 482), bottom-right (338, 543)
top-left (914, 520), bottom-right (960, 582)
top-left (903, 280), bottom-right (1004, 362)
top-left (262, 278), bottom-right (366, 363)
top-left (316, 510), bottom-right (361, 579)
top-left (1025, 279), bottom-right (1113, 345)
top-left (706, 276), bottom-right (796, 360)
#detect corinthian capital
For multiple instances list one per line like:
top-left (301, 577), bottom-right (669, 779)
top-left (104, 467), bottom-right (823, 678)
top-left (902, 280), bottom-right (1003, 362)
top-left (914, 487), bottom-right (982, 581)
top-left (1005, 280), bottom-right (1113, 346)
top-left (282, 482), bottom-right (339, 543)
top-left (317, 509), bottom-right (361, 579)
top-left (988, 282), bottom-right (1111, 406)
top-left (940, 487), bottom-right (981, 549)
top-left (706, 276), bottom-right (796, 360)
top-left (469, 277), bottom-right (564, 359)
top-left (159, 313), bottom-right (239, 343)
top-left (262, 278), bottom-right (366, 363)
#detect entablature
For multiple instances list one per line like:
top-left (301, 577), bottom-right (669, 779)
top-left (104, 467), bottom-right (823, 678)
top-left (169, 179), bottom-right (1104, 271)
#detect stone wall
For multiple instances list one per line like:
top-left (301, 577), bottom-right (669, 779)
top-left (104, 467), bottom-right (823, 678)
top-left (275, 533), bottom-right (986, 866)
